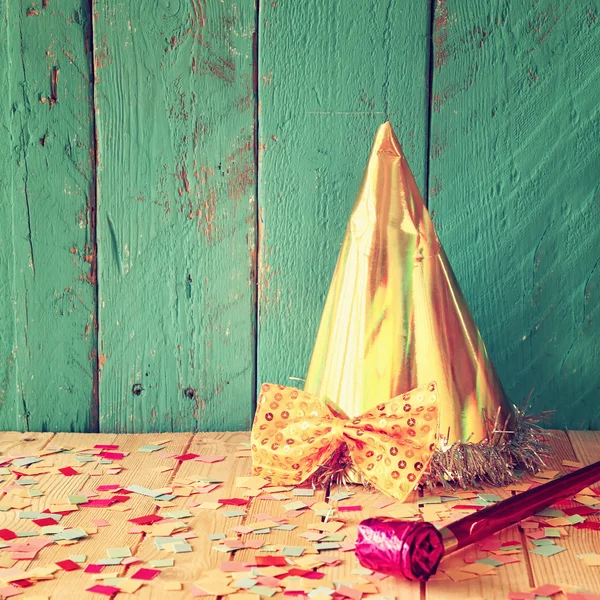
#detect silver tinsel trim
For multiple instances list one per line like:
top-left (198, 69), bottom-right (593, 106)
top-left (420, 405), bottom-right (551, 491)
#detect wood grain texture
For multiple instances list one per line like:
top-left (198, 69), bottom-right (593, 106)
top-left (428, 0), bottom-right (600, 428)
top-left (256, 0), bottom-right (432, 387)
top-left (1, 0), bottom-right (97, 431)
top-left (128, 432), bottom-right (250, 599)
top-left (94, 0), bottom-right (257, 432)
top-left (526, 430), bottom-right (600, 591)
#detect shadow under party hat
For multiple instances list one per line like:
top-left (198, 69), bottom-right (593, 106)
top-left (303, 122), bottom-right (546, 487)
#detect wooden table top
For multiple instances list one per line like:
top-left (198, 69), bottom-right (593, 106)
top-left (0, 429), bottom-right (598, 599)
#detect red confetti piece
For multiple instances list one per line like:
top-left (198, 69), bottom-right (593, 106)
top-left (575, 521), bottom-right (600, 530)
top-left (286, 569), bottom-right (325, 579)
top-left (56, 559), bottom-right (81, 571)
top-left (59, 466), bottom-right (78, 476)
top-left (94, 444), bottom-right (119, 449)
top-left (111, 495), bottom-right (130, 503)
top-left (81, 499), bottom-right (117, 508)
top-left (533, 584), bottom-right (562, 596)
top-left (97, 484), bottom-right (121, 491)
top-left (131, 567), bottom-right (161, 580)
top-left (0, 529), bottom-right (17, 541)
top-left (337, 505), bottom-right (362, 512)
top-left (84, 564), bottom-right (105, 573)
top-left (33, 517), bottom-right (60, 527)
top-left (218, 498), bottom-right (250, 506)
top-left (100, 452), bottom-right (125, 460)
top-left (562, 505), bottom-right (599, 516)
top-left (11, 579), bottom-right (34, 588)
top-left (175, 453), bottom-right (199, 461)
top-left (128, 514), bottom-right (164, 525)
top-left (86, 585), bottom-right (121, 595)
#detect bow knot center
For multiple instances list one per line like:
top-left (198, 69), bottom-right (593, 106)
top-left (330, 417), bottom-right (347, 441)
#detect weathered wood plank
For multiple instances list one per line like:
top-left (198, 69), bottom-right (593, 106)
top-left (256, 0), bottom-right (432, 387)
top-left (0, 0), bottom-right (19, 429)
top-left (94, 0), bottom-right (257, 431)
top-left (127, 432), bottom-right (251, 598)
top-left (26, 433), bottom-right (192, 598)
top-left (323, 486), bottom-right (422, 600)
top-left (526, 430), bottom-right (600, 592)
top-left (1, 0), bottom-right (98, 431)
top-left (428, 0), bottom-right (600, 427)
top-left (426, 486), bottom-right (534, 599)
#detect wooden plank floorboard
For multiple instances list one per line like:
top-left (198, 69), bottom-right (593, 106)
top-left (1, 430), bottom-right (600, 598)
top-left (526, 430), bottom-right (600, 594)
top-left (29, 433), bottom-right (192, 598)
top-left (426, 485), bottom-right (533, 600)
top-left (128, 432), bottom-right (252, 598)
top-left (321, 485), bottom-right (422, 600)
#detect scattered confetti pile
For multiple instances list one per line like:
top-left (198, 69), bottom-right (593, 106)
top-left (0, 431), bottom-right (599, 599)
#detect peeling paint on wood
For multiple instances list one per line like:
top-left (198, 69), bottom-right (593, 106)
top-left (428, 0), bottom-right (600, 429)
top-left (95, 0), bottom-right (256, 432)
top-left (0, 0), bottom-right (97, 431)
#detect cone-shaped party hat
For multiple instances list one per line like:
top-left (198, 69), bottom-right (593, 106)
top-left (304, 122), bottom-right (512, 448)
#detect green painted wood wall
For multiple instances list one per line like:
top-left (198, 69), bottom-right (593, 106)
top-left (1, 0), bottom-right (598, 433)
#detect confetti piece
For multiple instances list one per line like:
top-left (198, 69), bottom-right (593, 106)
top-left (530, 545), bottom-right (567, 557)
top-left (175, 453), bottom-right (200, 461)
top-left (107, 547), bottom-right (131, 558)
top-left (131, 567), bottom-right (161, 580)
top-left (58, 467), bottom-right (78, 476)
top-left (151, 558), bottom-right (174, 568)
top-left (86, 585), bottom-right (121, 596)
top-left (55, 559), bottom-right (80, 571)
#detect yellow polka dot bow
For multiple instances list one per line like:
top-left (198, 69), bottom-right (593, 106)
top-left (251, 381), bottom-right (439, 502)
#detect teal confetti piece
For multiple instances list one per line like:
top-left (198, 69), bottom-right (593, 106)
top-left (531, 545), bottom-right (566, 557)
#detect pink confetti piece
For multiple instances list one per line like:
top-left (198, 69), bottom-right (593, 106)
top-left (230, 525), bottom-right (253, 535)
top-left (92, 519), bottom-right (110, 527)
top-left (190, 584), bottom-right (211, 597)
top-left (339, 541), bottom-right (356, 552)
top-left (533, 584), bottom-right (562, 596)
top-left (11, 551), bottom-right (39, 560)
top-left (195, 456), bottom-right (226, 463)
top-left (337, 585), bottom-right (363, 600)
top-left (121, 557), bottom-right (142, 566)
top-left (0, 587), bottom-right (22, 598)
top-left (338, 505), bottom-right (362, 512)
top-left (94, 444), bottom-right (119, 450)
top-left (244, 539), bottom-right (265, 549)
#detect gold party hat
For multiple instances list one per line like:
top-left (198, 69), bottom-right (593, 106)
top-left (304, 122), bottom-right (545, 486)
